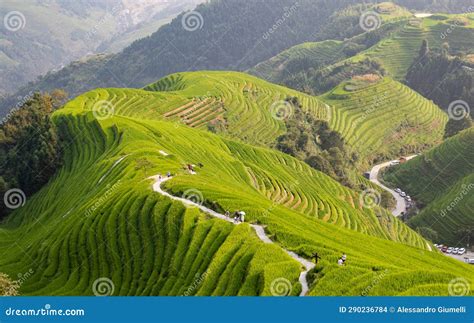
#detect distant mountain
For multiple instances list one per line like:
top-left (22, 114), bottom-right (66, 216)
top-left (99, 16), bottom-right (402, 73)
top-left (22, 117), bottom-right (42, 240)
top-left (0, 0), bottom-right (202, 96)
top-left (0, 0), bottom-right (405, 118)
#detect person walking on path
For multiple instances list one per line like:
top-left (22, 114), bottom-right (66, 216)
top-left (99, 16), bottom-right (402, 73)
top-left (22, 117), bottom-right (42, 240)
top-left (312, 252), bottom-right (321, 265)
top-left (225, 210), bottom-right (230, 219)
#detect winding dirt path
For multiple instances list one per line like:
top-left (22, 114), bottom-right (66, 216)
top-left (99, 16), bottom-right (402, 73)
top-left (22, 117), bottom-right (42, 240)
top-left (150, 175), bottom-right (315, 296)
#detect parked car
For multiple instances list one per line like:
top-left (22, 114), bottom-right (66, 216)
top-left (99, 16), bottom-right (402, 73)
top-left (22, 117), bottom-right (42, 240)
top-left (441, 246), bottom-right (448, 252)
top-left (390, 161), bottom-right (400, 166)
top-left (458, 248), bottom-right (466, 255)
top-left (447, 247), bottom-right (454, 254)
top-left (400, 192), bottom-right (406, 197)
top-left (465, 258), bottom-right (474, 264)
top-left (395, 188), bottom-right (401, 193)
top-left (454, 247), bottom-right (459, 253)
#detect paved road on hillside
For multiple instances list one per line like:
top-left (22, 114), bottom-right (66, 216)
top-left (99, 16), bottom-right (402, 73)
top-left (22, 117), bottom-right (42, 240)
top-left (151, 175), bottom-right (315, 296)
top-left (369, 155), bottom-right (432, 251)
top-left (369, 155), bottom-right (417, 217)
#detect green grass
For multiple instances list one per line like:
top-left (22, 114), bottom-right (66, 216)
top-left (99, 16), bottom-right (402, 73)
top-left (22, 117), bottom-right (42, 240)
top-left (321, 77), bottom-right (447, 166)
top-left (384, 128), bottom-right (474, 245)
top-left (0, 79), bottom-right (472, 296)
top-left (248, 40), bottom-right (346, 84)
top-left (353, 14), bottom-right (474, 80)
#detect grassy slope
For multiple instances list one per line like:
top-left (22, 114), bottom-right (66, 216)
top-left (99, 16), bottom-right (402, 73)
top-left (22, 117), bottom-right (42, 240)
top-left (321, 77), bottom-right (447, 166)
top-left (249, 40), bottom-right (346, 84)
top-left (0, 79), bottom-right (472, 296)
top-left (146, 71), bottom-right (447, 166)
top-left (353, 13), bottom-right (474, 80)
top-left (384, 128), bottom-right (474, 245)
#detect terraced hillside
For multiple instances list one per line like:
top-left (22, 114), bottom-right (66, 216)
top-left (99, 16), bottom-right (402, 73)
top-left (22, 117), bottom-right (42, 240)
top-left (84, 71), bottom-right (329, 147)
top-left (249, 40), bottom-right (346, 84)
top-left (384, 128), bottom-right (474, 246)
top-left (1, 79), bottom-right (472, 296)
top-left (321, 77), bottom-right (448, 166)
top-left (355, 13), bottom-right (474, 79)
top-left (102, 71), bottom-right (447, 169)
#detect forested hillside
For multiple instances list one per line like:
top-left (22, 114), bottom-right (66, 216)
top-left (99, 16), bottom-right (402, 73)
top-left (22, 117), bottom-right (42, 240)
top-left (0, 0), bottom-right (201, 96)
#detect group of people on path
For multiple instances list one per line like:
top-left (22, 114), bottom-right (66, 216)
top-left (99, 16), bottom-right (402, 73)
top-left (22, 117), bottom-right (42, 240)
top-left (225, 210), bottom-right (245, 223)
top-left (157, 172), bottom-right (172, 181)
top-left (311, 252), bottom-right (347, 266)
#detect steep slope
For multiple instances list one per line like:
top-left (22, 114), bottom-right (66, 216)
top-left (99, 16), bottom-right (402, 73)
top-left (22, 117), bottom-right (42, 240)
top-left (1, 86), bottom-right (472, 296)
top-left (321, 77), bottom-right (448, 166)
top-left (384, 128), bottom-right (474, 245)
top-left (0, 0), bottom-right (361, 116)
top-left (250, 13), bottom-right (474, 95)
top-left (353, 13), bottom-right (474, 80)
top-left (0, 0), bottom-right (200, 95)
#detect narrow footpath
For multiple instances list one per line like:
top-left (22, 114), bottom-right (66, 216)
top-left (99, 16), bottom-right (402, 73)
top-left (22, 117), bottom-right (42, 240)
top-left (151, 175), bottom-right (315, 296)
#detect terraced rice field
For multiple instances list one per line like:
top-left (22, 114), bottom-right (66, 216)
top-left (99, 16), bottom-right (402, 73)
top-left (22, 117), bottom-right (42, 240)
top-left (356, 14), bottom-right (474, 80)
top-left (249, 40), bottom-right (346, 83)
top-left (384, 128), bottom-right (474, 245)
top-left (1, 80), bottom-right (472, 296)
top-left (78, 71), bottom-right (328, 147)
top-left (321, 77), bottom-right (448, 165)
top-left (163, 97), bottom-right (225, 128)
